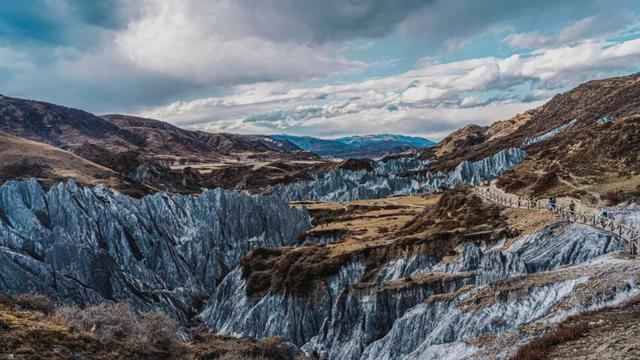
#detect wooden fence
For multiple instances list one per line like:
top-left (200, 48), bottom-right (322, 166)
top-left (473, 186), bottom-right (640, 255)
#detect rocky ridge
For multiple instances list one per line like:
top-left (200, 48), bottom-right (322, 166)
top-left (0, 179), bottom-right (310, 322)
top-left (268, 147), bottom-right (526, 202)
top-left (424, 73), bottom-right (640, 202)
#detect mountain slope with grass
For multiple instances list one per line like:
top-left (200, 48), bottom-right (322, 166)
top-left (0, 95), bottom-right (322, 194)
top-left (421, 73), bottom-right (640, 205)
top-left (103, 114), bottom-right (309, 162)
top-left (0, 131), bottom-right (152, 196)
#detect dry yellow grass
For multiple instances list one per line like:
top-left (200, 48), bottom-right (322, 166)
top-left (296, 194), bottom-right (440, 242)
top-left (0, 131), bottom-right (121, 187)
top-left (295, 194), bottom-right (439, 211)
top-left (587, 174), bottom-right (640, 193)
top-left (293, 194), bottom-right (442, 258)
top-left (500, 207), bottom-right (558, 250)
top-left (295, 189), bottom-right (536, 260)
top-left (485, 111), bottom-right (533, 142)
top-left (0, 293), bottom-right (307, 360)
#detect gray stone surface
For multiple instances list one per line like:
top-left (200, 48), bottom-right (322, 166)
top-left (0, 179), bottom-right (310, 321)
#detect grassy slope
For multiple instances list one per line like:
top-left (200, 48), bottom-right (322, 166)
top-left (0, 131), bottom-right (153, 196)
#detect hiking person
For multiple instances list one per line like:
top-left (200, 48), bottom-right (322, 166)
top-left (529, 194), bottom-right (534, 208)
top-left (517, 196), bottom-right (521, 208)
top-left (569, 201), bottom-right (576, 214)
top-left (599, 209), bottom-right (607, 227)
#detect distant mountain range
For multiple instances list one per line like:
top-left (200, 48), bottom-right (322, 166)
top-left (0, 94), bottom-right (320, 195)
top-left (271, 134), bottom-right (436, 158)
top-left (0, 95), bottom-right (305, 160)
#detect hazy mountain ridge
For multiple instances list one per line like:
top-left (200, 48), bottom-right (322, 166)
top-left (102, 114), bottom-right (305, 159)
top-left (0, 94), bottom-right (306, 159)
top-left (272, 134), bottom-right (435, 158)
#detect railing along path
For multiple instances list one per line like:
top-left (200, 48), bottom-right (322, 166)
top-left (473, 186), bottom-right (640, 255)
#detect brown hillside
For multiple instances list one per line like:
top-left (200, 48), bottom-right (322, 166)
top-left (0, 131), bottom-right (151, 196)
top-left (426, 73), bottom-right (640, 201)
top-left (102, 114), bottom-right (315, 163)
top-left (0, 95), bottom-right (144, 151)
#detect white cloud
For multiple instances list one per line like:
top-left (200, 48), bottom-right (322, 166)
top-left (4, 1), bottom-right (640, 140)
top-left (401, 86), bottom-right (450, 103)
top-left (193, 99), bottom-right (546, 140)
top-left (460, 95), bottom-right (480, 107)
top-left (506, 11), bottom-right (637, 49)
top-left (139, 35), bottom-right (640, 140)
top-left (505, 32), bottom-right (551, 49)
top-left (503, 39), bottom-right (640, 83)
top-left (114, 0), bottom-right (364, 85)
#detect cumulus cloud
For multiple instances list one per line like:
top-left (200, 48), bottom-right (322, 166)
top-left (2, 0), bottom-right (640, 138)
top-left (114, 1), bottom-right (363, 85)
top-left (401, 86), bottom-right (450, 103)
top-left (3, 0), bottom-right (440, 111)
top-left (140, 36), bottom-right (640, 139)
top-left (177, 99), bottom-right (545, 140)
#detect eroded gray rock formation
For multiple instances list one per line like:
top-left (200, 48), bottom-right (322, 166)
top-left (199, 222), bottom-right (629, 359)
top-left (520, 119), bottom-right (577, 148)
top-left (0, 179), bottom-right (310, 321)
top-left (268, 148), bottom-right (527, 202)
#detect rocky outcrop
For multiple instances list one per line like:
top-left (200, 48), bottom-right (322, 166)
top-left (266, 157), bottom-right (429, 202)
top-left (446, 148), bottom-right (527, 186)
top-left (0, 179), bottom-right (310, 321)
top-left (269, 148), bottom-right (526, 202)
top-left (520, 119), bottom-right (577, 148)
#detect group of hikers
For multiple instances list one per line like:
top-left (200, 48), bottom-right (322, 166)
top-left (478, 181), bottom-right (639, 256)
top-left (522, 195), bottom-right (564, 212)
top-left (599, 208), bottom-right (616, 226)
top-left (481, 181), bottom-right (619, 228)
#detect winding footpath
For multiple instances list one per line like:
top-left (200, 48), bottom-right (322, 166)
top-left (473, 186), bottom-right (640, 254)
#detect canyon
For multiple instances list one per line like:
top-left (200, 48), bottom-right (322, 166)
top-left (1, 74), bottom-right (640, 359)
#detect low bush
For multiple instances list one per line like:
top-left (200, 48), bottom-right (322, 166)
top-left (129, 311), bottom-right (182, 353)
top-left (51, 302), bottom-right (136, 341)
top-left (50, 301), bottom-right (182, 355)
top-left (15, 293), bottom-right (55, 314)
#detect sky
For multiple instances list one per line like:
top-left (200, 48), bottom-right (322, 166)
top-left (2, 1), bottom-right (640, 140)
